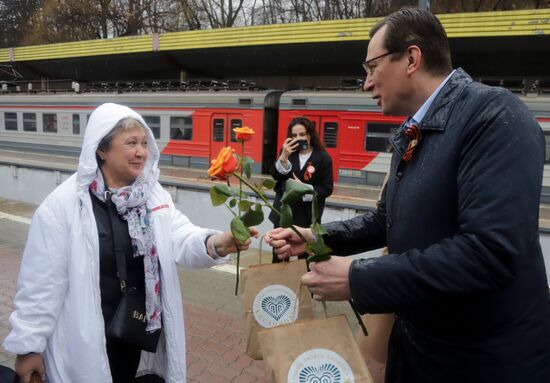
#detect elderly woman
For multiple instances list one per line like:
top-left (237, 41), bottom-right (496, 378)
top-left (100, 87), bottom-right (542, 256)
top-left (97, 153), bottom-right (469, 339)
top-left (3, 103), bottom-right (254, 383)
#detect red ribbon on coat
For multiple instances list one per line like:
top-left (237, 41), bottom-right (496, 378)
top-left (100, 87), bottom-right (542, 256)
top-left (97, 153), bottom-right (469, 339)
top-left (402, 124), bottom-right (420, 162)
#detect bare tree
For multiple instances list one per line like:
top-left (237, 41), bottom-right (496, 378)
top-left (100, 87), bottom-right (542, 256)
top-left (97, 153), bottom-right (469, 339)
top-left (0, 0), bottom-right (43, 47)
top-left (179, 0), bottom-right (203, 29)
top-left (1, 0), bottom-right (548, 48)
top-left (21, 0), bottom-right (104, 45)
top-left (199, 0), bottom-right (246, 28)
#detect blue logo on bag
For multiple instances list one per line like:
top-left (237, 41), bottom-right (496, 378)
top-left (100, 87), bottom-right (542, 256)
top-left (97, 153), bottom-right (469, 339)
top-left (253, 285), bottom-right (298, 328)
top-left (261, 294), bottom-right (292, 321)
top-left (299, 363), bottom-right (341, 382)
top-left (288, 349), bottom-right (355, 383)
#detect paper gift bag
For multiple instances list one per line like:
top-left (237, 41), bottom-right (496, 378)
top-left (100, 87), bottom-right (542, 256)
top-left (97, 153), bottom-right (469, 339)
top-left (258, 314), bottom-right (374, 383)
top-left (356, 313), bottom-right (395, 364)
top-left (240, 259), bottom-right (314, 360)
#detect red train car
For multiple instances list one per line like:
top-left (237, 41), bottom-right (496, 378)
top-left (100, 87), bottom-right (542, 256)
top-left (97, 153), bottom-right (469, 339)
top-left (0, 91), bottom-right (282, 174)
top-left (278, 90), bottom-right (404, 186)
top-left (1, 89), bottom-right (550, 190)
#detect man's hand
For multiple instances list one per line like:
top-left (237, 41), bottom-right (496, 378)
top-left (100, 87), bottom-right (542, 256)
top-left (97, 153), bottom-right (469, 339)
top-left (265, 226), bottom-right (313, 260)
top-left (301, 256), bottom-right (353, 301)
top-left (15, 353), bottom-right (45, 383)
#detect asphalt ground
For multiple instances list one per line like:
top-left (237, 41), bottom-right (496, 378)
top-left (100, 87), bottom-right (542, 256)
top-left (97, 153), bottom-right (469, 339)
top-left (0, 197), bottom-right (386, 382)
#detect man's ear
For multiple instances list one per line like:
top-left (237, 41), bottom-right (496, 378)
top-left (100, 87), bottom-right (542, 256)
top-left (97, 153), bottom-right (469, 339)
top-left (406, 45), bottom-right (422, 75)
top-left (97, 150), bottom-right (106, 161)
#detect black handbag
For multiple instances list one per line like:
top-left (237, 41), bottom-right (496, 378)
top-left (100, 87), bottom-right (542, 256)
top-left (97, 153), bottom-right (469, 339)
top-left (104, 191), bottom-right (161, 353)
top-left (0, 364), bottom-right (19, 383)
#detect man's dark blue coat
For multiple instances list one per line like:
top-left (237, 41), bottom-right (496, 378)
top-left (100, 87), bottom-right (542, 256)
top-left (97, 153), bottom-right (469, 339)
top-left (323, 69), bottom-right (550, 382)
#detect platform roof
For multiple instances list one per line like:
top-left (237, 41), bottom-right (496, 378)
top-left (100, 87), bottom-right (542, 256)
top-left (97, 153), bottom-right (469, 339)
top-left (1, 8), bottom-right (549, 87)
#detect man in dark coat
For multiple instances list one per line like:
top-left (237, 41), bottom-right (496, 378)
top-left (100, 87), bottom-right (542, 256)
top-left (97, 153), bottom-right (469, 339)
top-left (266, 8), bottom-right (550, 383)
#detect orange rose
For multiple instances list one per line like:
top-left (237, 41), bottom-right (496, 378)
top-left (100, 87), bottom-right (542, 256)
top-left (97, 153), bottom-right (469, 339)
top-left (208, 146), bottom-right (238, 179)
top-left (233, 126), bottom-right (255, 142)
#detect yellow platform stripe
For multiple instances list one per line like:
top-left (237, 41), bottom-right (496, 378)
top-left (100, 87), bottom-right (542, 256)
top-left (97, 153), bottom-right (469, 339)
top-left (0, 50), bottom-right (10, 62)
top-left (0, 9), bottom-right (548, 63)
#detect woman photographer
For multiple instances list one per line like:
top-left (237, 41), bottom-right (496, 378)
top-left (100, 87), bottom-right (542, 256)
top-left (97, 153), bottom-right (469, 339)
top-left (268, 116), bottom-right (333, 263)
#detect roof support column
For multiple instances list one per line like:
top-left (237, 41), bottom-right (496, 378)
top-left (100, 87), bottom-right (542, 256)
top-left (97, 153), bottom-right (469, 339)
top-left (418, 0), bottom-right (430, 11)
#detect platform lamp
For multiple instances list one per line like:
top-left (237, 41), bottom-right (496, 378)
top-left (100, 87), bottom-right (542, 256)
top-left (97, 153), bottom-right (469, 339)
top-left (72, 81), bottom-right (80, 93)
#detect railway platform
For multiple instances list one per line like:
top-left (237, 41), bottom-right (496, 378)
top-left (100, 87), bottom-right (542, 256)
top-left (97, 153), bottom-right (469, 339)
top-left (0, 148), bottom-right (382, 208)
top-left (0, 197), bottom-right (386, 383)
top-left (2, 148), bottom-right (550, 382)
top-left (3, 148), bottom-right (550, 226)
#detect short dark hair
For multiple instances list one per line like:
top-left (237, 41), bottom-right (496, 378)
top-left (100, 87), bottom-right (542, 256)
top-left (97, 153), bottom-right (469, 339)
top-left (286, 116), bottom-right (324, 150)
top-left (370, 8), bottom-right (452, 76)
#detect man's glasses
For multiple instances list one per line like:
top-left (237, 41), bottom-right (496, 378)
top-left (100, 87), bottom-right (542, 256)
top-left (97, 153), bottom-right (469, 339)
top-left (362, 51), bottom-right (396, 77)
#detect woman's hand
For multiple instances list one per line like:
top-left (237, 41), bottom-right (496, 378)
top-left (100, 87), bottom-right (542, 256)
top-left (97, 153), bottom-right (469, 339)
top-left (208, 227), bottom-right (259, 258)
top-left (15, 353), bottom-right (45, 383)
top-left (279, 137), bottom-right (299, 164)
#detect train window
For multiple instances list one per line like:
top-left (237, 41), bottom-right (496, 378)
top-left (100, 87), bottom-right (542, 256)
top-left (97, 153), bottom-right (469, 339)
top-left (212, 119), bottom-right (224, 142)
top-left (72, 114), bottom-right (80, 135)
top-left (545, 132), bottom-right (550, 164)
top-left (170, 116), bottom-right (192, 140)
top-left (323, 122), bottom-right (338, 148)
top-left (43, 113), bottom-right (58, 133)
top-left (144, 116), bottom-right (160, 139)
top-left (292, 99), bottom-right (307, 106)
top-left (230, 119), bottom-right (242, 142)
top-left (365, 122), bottom-right (399, 152)
top-left (23, 113), bottom-right (37, 132)
top-left (239, 98), bottom-right (252, 105)
top-left (5, 112), bottom-right (17, 131)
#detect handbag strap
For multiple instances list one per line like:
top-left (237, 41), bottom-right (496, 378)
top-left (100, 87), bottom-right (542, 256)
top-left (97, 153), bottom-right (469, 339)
top-left (105, 190), bottom-right (128, 292)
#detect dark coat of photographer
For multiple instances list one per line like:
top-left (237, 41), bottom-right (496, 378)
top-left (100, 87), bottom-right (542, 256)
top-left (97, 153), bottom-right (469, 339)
top-left (269, 116), bottom-right (333, 263)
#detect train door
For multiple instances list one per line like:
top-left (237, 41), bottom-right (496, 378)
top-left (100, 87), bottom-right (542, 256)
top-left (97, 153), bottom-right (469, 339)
top-left (316, 116), bottom-right (340, 184)
top-left (289, 115), bottom-right (339, 184)
top-left (210, 113), bottom-right (243, 158)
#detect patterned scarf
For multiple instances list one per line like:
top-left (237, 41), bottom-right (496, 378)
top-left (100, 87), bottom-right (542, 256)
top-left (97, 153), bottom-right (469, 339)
top-left (90, 170), bottom-right (162, 332)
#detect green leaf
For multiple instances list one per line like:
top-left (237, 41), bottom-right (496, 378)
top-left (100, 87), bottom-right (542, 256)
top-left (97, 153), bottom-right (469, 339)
top-left (241, 208), bottom-right (264, 226)
top-left (231, 217), bottom-right (250, 242)
top-left (311, 195), bottom-right (319, 225)
top-left (254, 186), bottom-right (266, 198)
top-left (238, 200), bottom-right (253, 212)
top-left (243, 161), bottom-right (251, 179)
top-left (279, 203), bottom-right (293, 228)
top-left (209, 185), bottom-right (232, 206)
top-left (214, 184), bottom-right (233, 196)
top-left (307, 252), bottom-right (331, 263)
top-left (311, 222), bottom-right (328, 236)
top-left (306, 233), bottom-right (332, 262)
top-left (262, 179), bottom-right (276, 190)
top-left (229, 198), bottom-right (237, 208)
top-left (241, 156), bottom-right (253, 179)
top-left (281, 179), bottom-right (315, 205)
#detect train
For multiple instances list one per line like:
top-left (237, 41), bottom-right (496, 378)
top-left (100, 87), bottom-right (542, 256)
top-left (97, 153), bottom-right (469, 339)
top-left (0, 89), bottom-right (549, 193)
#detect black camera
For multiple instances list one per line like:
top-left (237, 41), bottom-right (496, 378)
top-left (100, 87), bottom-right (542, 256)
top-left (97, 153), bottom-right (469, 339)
top-left (296, 139), bottom-right (308, 150)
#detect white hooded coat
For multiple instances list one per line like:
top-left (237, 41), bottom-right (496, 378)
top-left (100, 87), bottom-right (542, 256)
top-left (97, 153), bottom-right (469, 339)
top-left (3, 103), bottom-right (226, 382)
